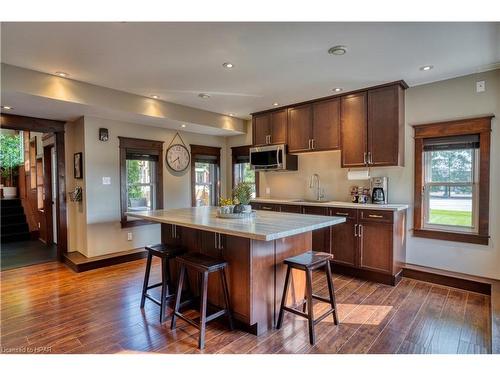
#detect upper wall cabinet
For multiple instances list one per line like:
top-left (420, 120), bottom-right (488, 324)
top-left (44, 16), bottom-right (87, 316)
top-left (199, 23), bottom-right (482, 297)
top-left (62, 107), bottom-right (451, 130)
top-left (252, 109), bottom-right (287, 146)
top-left (341, 82), bottom-right (406, 168)
top-left (287, 104), bottom-right (312, 152)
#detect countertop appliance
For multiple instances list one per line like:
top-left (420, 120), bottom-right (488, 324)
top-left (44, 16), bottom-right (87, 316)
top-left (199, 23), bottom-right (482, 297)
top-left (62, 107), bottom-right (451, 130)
top-left (250, 144), bottom-right (298, 171)
top-left (370, 176), bottom-right (388, 204)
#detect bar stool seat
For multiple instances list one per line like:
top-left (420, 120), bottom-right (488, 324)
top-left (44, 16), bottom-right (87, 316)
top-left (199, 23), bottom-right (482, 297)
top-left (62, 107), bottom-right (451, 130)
top-left (140, 243), bottom-right (185, 323)
top-left (171, 252), bottom-right (233, 349)
top-left (276, 251), bottom-right (339, 345)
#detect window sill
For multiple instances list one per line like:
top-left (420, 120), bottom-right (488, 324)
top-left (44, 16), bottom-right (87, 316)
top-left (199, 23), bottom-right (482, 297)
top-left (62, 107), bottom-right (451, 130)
top-left (121, 219), bottom-right (158, 228)
top-left (413, 228), bottom-right (489, 245)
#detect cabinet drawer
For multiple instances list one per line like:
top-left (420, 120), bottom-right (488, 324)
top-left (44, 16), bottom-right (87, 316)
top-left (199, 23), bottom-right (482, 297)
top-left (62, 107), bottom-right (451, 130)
top-left (258, 203), bottom-right (280, 212)
top-left (359, 209), bottom-right (393, 223)
top-left (280, 204), bottom-right (302, 213)
top-left (329, 208), bottom-right (357, 220)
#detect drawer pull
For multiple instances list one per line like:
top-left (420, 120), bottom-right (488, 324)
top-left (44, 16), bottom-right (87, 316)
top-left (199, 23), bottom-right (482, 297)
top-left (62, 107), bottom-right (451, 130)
top-left (367, 214), bottom-right (384, 218)
top-left (262, 206), bottom-right (273, 210)
top-left (335, 212), bottom-right (349, 216)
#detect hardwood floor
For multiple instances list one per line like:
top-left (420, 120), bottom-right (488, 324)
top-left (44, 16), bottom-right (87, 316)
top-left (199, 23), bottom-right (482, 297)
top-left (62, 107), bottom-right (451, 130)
top-left (0, 258), bottom-right (491, 354)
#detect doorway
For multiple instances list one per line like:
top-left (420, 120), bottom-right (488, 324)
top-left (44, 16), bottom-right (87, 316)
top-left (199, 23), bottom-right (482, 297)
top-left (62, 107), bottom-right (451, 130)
top-left (0, 114), bottom-right (67, 270)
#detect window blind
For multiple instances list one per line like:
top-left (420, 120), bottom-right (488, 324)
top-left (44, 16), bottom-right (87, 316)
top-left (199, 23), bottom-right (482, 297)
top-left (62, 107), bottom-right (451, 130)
top-left (423, 134), bottom-right (479, 151)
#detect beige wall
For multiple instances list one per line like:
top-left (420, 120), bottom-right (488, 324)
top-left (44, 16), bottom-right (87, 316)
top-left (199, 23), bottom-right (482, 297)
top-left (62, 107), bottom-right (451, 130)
top-left (70, 116), bottom-right (228, 257)
top-left (232, 70), bottom-right (500, 279)
top-left (65, 117), bottom-right (88, 255)
top-left (225, 120), bottom-right (253, 196)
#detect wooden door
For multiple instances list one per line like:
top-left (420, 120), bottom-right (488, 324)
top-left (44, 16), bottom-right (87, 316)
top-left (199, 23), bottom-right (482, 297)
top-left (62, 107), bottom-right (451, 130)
top-left (367, 85), bottom-right (403, 166)
top-left (287, 104), bottom-right (312, 153)
top-left (330, 208), bottom-right (358, 267)
top-left (270, 109), bottom-right (287, 145)
top-left (358, 222), bottom-right (393, 274)
top-left (312, 98), bottom-right (340, 151)
top-left (252, 113), bottom-right (271, 146)
top-left (302, 206), bottom-right (330, 253)
top-left (340, 92), bottom-right (368, 167)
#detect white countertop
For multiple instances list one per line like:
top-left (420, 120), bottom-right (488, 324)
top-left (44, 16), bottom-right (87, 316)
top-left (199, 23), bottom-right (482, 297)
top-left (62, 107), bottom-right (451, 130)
top-left (251, 198), bottom-right (408, 211)
top-left (127, 207), bottom-right (346, 241)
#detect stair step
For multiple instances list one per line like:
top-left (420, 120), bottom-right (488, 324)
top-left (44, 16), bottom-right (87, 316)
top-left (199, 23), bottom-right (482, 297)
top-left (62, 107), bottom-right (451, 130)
top-left (0, 232), bottom-right (30, 243)
top-left (0, 198), bottom-right (22, 208)
top-left (1, 206), bottom-right (25, 216)
top-left (1, 222), bottom-right (29, 234)
top-left (1, 213), bottom-right (27, 224)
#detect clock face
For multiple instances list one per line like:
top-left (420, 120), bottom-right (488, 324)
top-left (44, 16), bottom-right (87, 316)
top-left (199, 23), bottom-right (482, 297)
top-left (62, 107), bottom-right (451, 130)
top-left (166, 144), bottom-right (190, 172)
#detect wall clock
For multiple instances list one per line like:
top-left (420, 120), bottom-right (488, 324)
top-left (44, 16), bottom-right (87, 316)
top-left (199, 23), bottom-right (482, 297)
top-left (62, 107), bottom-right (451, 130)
top-left (166, 132), bottom-right (190, 172)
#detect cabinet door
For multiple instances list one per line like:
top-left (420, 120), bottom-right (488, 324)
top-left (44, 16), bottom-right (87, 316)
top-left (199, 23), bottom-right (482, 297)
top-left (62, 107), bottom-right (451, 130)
top-left (280, 204), bottom-right (302, 213)
top-left (270, 109), bottom-right (287, 145)
top-left (253, 113), bottom-right (271, 146)
top-left (330, 208), bottom-right (358, 267)
top-left (312, 98), bottom-right (340, 151)
top-left (287, 104), bottom-right (312, 153)
top-left (367, 85), bottom-right (403, 166)
top-left (358, 222), bottom-right (393, 274)
top-left (340, 92), bottom-right (368, 167)
top-left (302, 206), bottom-right (330, 253)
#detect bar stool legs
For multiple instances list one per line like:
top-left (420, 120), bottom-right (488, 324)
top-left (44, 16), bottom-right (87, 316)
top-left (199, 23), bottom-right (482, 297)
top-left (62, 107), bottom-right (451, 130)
top-left (140, 252), bottom-right (153, 309)
top-left (305, 269), bottom-right (315, 344)
top-left (325, 261), bottom-right (339, 325)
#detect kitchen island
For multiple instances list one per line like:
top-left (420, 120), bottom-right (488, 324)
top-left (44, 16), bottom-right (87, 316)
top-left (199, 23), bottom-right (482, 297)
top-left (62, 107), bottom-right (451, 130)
top-left (128, 207), bottom-right (345, 335)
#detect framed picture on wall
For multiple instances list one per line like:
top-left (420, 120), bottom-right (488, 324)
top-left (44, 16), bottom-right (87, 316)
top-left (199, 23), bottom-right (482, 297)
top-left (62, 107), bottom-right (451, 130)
top-left (74, 152), bottom-right (83, 179)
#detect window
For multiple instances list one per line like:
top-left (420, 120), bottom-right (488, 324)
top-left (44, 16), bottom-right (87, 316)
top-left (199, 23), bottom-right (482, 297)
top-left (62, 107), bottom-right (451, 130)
top-left (119, 137), bottom-right (163, 227)
top-left (231, 145), bottom-right (258, 198)
top-left (190, 145), bottom-right (221, 207)
top-left (413, 116), bottom-right (492, 245)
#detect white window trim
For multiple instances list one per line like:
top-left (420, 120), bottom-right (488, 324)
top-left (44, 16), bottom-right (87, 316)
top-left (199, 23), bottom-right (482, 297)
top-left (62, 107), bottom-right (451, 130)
top-left (422, 148), bottom-right (479, 234)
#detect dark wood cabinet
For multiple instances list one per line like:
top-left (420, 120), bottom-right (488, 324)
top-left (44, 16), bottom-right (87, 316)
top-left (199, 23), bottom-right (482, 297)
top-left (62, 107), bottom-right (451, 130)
top-left (312, 98), bottom-right (340, 151)
top-left (280, 204), bottom-right (302, 213)
top-left (302, 206), bottom-right (330, 253)
top-left (340, 92), bottom-right (368, 167)
top-left (367, 85), bottom-right (405, 166)
top-left (287, 104), bottom-right (312, 153)
top-left (252, 113), bottom-right (270, 146)
top-left (358, 221), bottom-right (393, 274)
top-left (252, 109), bottom-right (287, 146)
top-left (330, 208), bottom-right (358, 267)
top-left (341, 83), bottom-right (405, 168)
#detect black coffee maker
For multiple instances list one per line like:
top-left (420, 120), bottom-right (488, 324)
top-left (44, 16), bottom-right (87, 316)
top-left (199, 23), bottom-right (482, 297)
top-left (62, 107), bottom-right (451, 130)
top-left (370, 177), bottom-right (388, 204)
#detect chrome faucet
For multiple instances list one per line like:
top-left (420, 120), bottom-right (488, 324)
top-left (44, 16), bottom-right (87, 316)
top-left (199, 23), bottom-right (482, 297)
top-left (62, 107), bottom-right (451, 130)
top-left (309, 174), bottom-right (325, 201)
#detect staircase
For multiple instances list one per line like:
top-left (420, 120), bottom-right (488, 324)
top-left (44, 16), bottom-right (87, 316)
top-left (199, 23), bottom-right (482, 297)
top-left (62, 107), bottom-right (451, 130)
top-left (1, 198), bottom-right (30, 243)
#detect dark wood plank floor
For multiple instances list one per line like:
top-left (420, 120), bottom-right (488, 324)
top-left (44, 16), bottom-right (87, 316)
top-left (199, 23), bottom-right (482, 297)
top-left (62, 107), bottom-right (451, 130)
top-left (0, 258), bottom-right (491, 354)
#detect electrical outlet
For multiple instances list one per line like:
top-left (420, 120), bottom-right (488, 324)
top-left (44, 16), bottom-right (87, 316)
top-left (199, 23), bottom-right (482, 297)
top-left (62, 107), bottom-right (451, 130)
top-left (476, 80), bottom-right (486, 93)
top-left (127, 232), bottom-right (133, 241)
top-left (102, 177), bottom-right (111, 185)
top-left (265, 187), bottom-right (271, 195)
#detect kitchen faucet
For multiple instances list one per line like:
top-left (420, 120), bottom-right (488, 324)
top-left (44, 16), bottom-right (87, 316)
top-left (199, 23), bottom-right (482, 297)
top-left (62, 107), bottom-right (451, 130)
top-left (309, 174), bottom-right (325, 201)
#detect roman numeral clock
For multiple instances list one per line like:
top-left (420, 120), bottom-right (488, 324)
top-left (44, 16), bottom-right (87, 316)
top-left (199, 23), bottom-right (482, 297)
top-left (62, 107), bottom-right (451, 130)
top-left (166, 132), bottom-right (190, 172)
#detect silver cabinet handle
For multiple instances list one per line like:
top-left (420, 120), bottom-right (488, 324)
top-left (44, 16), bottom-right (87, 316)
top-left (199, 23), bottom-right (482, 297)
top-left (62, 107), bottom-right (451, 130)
top-left (261, 206), bottom-right (273, 210)
top-left (368, 151), bottom-right (372, 164)
top-left (335, 212), bottom-right (349, 216)
top-left (363, 152), bottom-right (367, 165)
top-left (368, 214), bottom-right (383, 219)
top-left (354, 223), bottom-right (358, 237)
top-left (359, 224), bottom-right (363, 237)
top-left (311, 139), bottom-right (315, 150)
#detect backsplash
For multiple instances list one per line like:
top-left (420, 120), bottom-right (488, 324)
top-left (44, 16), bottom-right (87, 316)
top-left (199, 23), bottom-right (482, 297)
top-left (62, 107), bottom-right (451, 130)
top-left (258, 150), bottom-right (411, 204)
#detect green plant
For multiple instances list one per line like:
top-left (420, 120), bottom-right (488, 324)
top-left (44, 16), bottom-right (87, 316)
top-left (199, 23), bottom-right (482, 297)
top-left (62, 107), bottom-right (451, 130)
top-left (233, 182), bottom-right (252, 205)
top-left (0, 133), bottom-right (23, 186)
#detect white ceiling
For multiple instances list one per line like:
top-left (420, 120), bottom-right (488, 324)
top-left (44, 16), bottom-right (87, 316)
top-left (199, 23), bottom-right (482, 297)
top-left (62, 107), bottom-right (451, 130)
top-left (1, 22), bottom-right (499, 120)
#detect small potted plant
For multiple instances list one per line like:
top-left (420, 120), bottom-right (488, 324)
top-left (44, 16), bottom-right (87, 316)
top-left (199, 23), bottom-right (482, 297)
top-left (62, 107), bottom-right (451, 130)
top-left (218, 197), bottom-right (234, 214)
top-left (232, 182), bottom-right (253, 214)
top-left (0, 133), bottom-right (23, 199)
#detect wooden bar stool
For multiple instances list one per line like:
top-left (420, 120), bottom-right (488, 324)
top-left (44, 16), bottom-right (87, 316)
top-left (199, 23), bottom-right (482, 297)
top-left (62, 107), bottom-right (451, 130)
top-left (171, 252), bottom-right (233, 349)
top-left (276, 251), bottom-right (339, 345)
top-left (140, 243), bottom-right (185, 323)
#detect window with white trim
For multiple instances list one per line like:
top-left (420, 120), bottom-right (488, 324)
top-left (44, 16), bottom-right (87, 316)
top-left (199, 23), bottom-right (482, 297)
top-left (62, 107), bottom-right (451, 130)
top-left (422, 135), bottom-right (479, 233)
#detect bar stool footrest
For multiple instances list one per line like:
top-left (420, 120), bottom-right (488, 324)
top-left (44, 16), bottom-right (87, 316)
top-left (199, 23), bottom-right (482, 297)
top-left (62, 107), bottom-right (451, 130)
top-left (146, 282), bottom-right (163, 290)
top-left (313, 308), bottom-right (335, 325)
top-left (312, 294), bottom-right (331, 303)
top-left (283, 306), bottom-right (309, 319)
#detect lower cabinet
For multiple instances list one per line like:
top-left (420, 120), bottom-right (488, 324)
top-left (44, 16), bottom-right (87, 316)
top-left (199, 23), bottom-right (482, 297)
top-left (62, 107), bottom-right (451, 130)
top-left (251, 202), bottom-right (406, 285)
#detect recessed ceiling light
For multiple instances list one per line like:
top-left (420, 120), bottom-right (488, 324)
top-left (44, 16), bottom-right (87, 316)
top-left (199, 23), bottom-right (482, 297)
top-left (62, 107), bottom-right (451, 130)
top-left (272, 102), bottom-right (279, 106)
top-left (228, 113), bottom-right (234, 117)
top-left (150, 94), bottom-right (160, 99)
top-left (420, 65), bottom-right (433, 71)
top-left (1, 105), bottom-right (13, 110)
top-left (181, 124), bottom-right (187, 128)
top-left (328, 45), bottom-right (347, 55)
top-left (332, 88), bottom-right (343, 92)
top-left (198, 93), bottom-right (210, 99)
top-left (55, 71), bottom-right (69, 78)
top-left (222, 62), bottom-right (234, 69)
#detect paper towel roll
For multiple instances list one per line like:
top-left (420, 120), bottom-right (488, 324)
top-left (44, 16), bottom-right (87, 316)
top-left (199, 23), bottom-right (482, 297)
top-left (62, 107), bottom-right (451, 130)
top-left (347, 169), bottom-right (370, 180)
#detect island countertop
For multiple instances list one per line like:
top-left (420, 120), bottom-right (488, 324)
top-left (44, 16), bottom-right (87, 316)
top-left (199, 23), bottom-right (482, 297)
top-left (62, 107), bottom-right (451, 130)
top-left (127, 206), bottom-right (346, 241)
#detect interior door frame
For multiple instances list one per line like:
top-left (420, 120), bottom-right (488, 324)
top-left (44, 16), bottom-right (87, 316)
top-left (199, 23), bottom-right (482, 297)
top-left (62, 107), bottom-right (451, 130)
top-left (1, 114), bottom-right (67, 260)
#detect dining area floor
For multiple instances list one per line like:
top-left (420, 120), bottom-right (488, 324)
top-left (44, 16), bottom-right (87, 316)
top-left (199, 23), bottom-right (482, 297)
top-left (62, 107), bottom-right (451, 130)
top-left (0, 257), bottom-right (491, 354)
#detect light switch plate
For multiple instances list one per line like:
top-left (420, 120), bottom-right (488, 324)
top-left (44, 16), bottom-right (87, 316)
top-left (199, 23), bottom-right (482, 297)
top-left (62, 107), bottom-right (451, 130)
top-left (127, 232), bottom-right (133, 241)
top-left (265, 187), bottom-right (271, 195)
top-left (102, 177), bottom-right (111, 185)
top-left (476, 80), bottom-right (486, 93)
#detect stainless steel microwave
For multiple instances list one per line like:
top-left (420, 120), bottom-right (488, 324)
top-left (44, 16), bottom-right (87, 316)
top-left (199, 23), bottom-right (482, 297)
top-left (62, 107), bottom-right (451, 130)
top-left (249, 144), bottom-right (298, 171)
